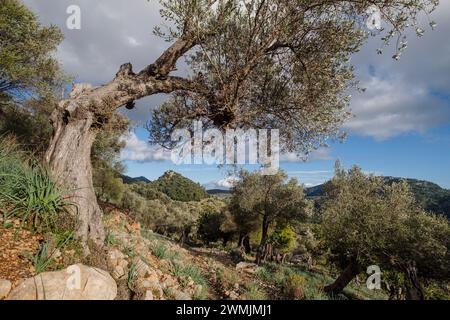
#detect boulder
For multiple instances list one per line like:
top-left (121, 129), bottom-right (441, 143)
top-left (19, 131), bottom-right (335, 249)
top-left (7, 264), bottom-right (117, 300)
top-left (0, 279), bottom-right (12, 300)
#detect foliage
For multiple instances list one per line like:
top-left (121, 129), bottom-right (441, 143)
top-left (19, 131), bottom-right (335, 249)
top-left (92, 116), bottom-right (128, 204)
top-left (215, 267), bottom-right (240, 292)
top-left (171, 261), bottom-right (207, 288)
top-left (0, 0), bottom-right (65, 101)
top-left (152, 170), bottom-right (209, 202)
top-left (321, 163), bottom-right (450, 293)
top-left (282, 274), bottom-right (306, 300)
top-left (94, 168), bottom-right (125, 204)
top-left (229, 170), bottom-right (310, 260)
top-left (241, 282), bottom-right (267, 300)
top-left (197, 207), bottom-right (236, 244)
top-left (268, 224), bottom-right (296, 254)
top-left (0, 0), bottom-right (67, 156)
top-left (0, 137), bottom-right (70, 231)
top-left (32, 241), bottom-right (53, 274)
top-left (122, 180), bottom-right (226, 242)
top-left (149, 0), bottom-right (437, 157)
top-left (127, 262), bottom-right (139, 290)
top-left (306, 177), bottom-right (450, 219)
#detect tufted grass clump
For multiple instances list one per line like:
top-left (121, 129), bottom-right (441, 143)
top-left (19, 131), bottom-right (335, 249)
top-left (0, 137), bottom-right (70, 231)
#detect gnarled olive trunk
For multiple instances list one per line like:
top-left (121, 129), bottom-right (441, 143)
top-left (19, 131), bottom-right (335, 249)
top-left (324, 260), bottom-right (361, 296)
top-left (42, 37), bottom-right (199, 252)
top-left (404, 261), bottom-right (424, 300)
top-left (45, 102), bottom-right (104, 251)
top-left (256, 215), bottom-right (270, 265)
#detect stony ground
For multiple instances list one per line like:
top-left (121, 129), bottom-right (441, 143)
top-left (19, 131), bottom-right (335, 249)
top-left (102, 208), bottom-right (274, 300)
top-left (0, 217), bottom-right (42, 287)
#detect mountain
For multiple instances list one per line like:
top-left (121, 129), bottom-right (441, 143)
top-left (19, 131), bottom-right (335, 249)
top-left (152, 171), bottom-right (210, 202)
top-left (120, 175), bottom-right (151, 184)
top-left (122, 171), bottom-right (210, 202)
top-left (207, 189), bottom-right (232, 199)
top-left (305, 177), bottom-right (450, 218)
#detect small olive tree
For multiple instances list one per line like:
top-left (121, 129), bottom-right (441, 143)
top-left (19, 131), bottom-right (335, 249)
top-left (321, 164), bottom-right (450, 299)
top-left (229, 170), bottom-right (310, 264)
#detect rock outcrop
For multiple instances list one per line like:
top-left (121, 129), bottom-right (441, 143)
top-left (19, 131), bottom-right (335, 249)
top-left (6, 264), bottom-right (117, 300)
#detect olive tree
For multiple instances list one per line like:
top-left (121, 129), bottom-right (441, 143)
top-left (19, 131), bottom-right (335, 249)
top-left (321, 164), bottom-right (450, 299)
top-left (0, 0), bottom-right (67, 154)
top-left (229, 170), bottom-right (310, 264)
top-left (37, 0), bottom-right (439, 250)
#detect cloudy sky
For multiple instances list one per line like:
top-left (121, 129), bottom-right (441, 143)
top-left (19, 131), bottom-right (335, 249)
top-left (23, 0), bottom-right (450, 188)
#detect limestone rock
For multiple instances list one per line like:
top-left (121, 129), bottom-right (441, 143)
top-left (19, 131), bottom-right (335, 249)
top-left (7, 264), bottom-right (117, 300)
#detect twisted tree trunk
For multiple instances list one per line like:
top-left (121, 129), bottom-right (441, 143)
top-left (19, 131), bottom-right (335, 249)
top-left (45, 104), bottom-right (103, 249)
top-left (404, 261), bottom-right (424, 300)
top-left (324, 260), bottom-right (361, 296)
top-left (44, 36), bottom-right (199, 252)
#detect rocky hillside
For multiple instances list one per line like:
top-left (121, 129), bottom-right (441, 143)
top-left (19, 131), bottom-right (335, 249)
top-left (0, 207), bottom-right (385, 300)
top-left (305, 177), bottom-right (450, 218)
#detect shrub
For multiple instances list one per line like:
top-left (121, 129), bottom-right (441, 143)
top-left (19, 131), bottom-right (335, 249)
top-left (268, 224), bottom-right (296, 253)
top-left (282, 274), bottom-right (306, 300)
top-left (216, 267), bottom-right (240, 292)
top-left (242, 282), bottom-right (267, 300)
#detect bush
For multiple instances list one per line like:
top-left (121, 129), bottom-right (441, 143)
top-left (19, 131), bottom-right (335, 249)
top-left (242, 282), bottom-right (267, 300)
top-left (0, 138), bottom-right (70, 231)
top-left (282, 274), bottom-right (306, 300)
top-left (268, 224), bottom-right (296, 253)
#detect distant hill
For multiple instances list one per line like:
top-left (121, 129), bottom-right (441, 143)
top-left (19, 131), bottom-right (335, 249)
top-left (305, 177), bottom-right (450, 218)
top-left (122, 171), bottom-right (210, 202)
top-left (120, 175), bottom-right (151, 185)
top-left (152, 171), bottom-right (210, 202)
top-left (207, 189), bottom-right (232, 198)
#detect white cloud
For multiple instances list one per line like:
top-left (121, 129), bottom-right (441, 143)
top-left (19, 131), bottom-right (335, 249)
top-left (119, 132), bottom-right (171, 162)
top-left (346, 76), bottom-right (450, 140)
top-left (205, 176), bottom-right (239, 190)
top-left (126, 36), bottom-right (142, 47)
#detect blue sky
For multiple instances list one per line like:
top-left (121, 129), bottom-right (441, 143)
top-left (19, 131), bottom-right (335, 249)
top-left (23, 0), bottom-right (450, 189)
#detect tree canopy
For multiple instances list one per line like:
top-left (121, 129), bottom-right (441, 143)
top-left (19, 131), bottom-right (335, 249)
top-left (149, 0), bottom-right (439, 155)
top-left (321, 164), bottom-right (450, 298)
top-left (0, 0), bottom-right (65, 103)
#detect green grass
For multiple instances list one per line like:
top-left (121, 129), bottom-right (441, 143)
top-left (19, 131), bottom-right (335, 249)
top-left (32, 241), bottom-right (53, 273)
top-left (256, 263), bottom-right (388, 300)
top-left (171, 261), bottom-right (207, 287)
top-left (127, 262), bottom-right (139, 290)
top-left (242, 282), bottom-right (267, 300)
top-left (31, 232), bottom-right (74, 274)
top-left (104, 230), bottom-right (117, 246)
top-left (122, 245), bottom-right (136, 258)
top-left (0, 138), bottom-right (70, 231)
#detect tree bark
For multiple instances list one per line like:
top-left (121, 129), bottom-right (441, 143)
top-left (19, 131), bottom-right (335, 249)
top-left (324, 260), bottom-right (361, 296)
top-left (256, 215), bottom-right (270, 265)
top-left (242, 235), bottom-right (251, 254)
top-left (45, 102), bottom-right (103, 252)
top-left (404, 261), bottom-right (424, 300)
